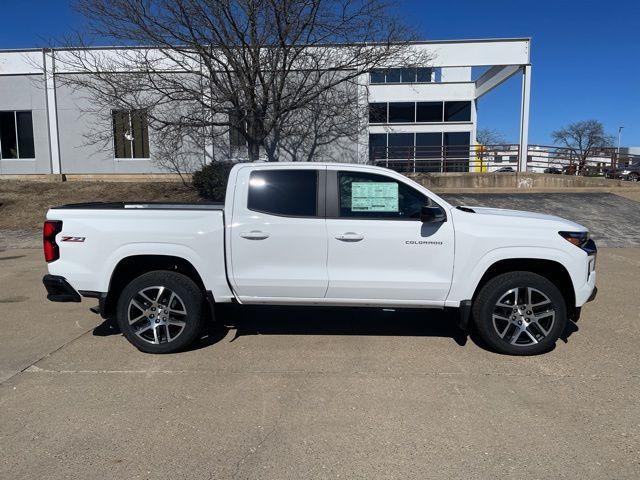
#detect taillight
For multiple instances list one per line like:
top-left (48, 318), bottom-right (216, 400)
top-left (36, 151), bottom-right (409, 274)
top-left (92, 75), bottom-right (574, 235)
top-left (43, 220), bottom-right (63, 262)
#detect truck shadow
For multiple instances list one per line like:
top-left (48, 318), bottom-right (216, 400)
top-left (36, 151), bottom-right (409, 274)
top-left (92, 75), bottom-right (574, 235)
top-left (93, 304), bottom-right (578, 354)
top-left (199, 305), bottom-right (469, 350)
top-left (92, 305), bottom-right (468, 349)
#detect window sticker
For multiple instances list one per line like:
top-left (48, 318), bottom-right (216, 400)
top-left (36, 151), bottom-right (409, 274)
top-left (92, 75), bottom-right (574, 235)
top-left (351, 182), bottom-right (399, 212)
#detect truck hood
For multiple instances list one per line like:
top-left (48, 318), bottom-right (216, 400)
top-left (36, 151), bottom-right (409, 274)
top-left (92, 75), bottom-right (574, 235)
top-left (459, 206), bottom-right (587, 231)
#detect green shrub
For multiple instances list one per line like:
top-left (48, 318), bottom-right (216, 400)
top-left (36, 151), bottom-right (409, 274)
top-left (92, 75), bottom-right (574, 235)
top-left (192, 161), bottom-right (235, 201)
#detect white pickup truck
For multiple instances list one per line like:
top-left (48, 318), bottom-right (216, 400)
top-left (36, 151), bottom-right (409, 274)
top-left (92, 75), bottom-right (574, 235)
top-left (43, 163), bottom-right (597, 355)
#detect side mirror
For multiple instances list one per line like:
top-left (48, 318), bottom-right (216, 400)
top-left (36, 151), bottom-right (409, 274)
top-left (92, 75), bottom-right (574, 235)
top-left (420, 205), bottom-right (447, 223)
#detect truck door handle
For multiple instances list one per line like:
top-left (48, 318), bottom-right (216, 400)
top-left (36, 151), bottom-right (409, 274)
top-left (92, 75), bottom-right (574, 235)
top-left (335, 232), bottom-right (364, 242)
top-left (240, 230), bottom-right (270, 240)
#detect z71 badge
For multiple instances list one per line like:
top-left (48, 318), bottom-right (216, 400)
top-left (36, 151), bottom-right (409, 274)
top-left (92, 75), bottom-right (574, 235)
top-left (61, 236), bottom-right (86, 242)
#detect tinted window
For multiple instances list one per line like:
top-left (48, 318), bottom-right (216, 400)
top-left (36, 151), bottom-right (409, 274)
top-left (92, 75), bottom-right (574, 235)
top-left (130, 110), bottom-right (149, 158)
top-left (415, 133), bottom-right (442, 158)
top-left (444, 101), bottom-right (471, 122)
top-left (16, 112), bottom-right (35, 158)
top-left (388, 102), bottom-right (415, 123)
top-left (112, 109), bottom-right (150, 158)
top-left (248, 170), bottom-right (317, 217)
top-left (416, 133), bottom-right (443, 172)
top-left (385, 69), bottom-right (401, 83)
top-left (368, 103), bottom-right (387, 123)
top-left (369, 133), bottom-right (387, 161)
top-left (0, 111), bottom-right (17, 159)
top-left (338, 171), bottom-right (429, 220)
top-left (370, 70), bottom-right (386, 84)
top-left (416, 67), bottom-right (433, 82)
top-left (400, 68), bottom-right (416, 82)
top-left (444, 132), bottom-right (471, 172)
top-left (388, 133), bottom-right (414, 159)
top-left (416, 102), bottom-right (443, 122)
top-left (228, 110), bottom-right (246, 147)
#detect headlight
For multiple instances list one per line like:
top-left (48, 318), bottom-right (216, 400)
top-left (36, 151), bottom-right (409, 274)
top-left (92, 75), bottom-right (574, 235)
top-left (559, 231), bottom-right (589, 248)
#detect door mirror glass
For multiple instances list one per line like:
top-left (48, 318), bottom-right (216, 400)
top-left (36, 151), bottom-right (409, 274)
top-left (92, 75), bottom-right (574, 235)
top-left (420, 205), bottom-right (446, 223)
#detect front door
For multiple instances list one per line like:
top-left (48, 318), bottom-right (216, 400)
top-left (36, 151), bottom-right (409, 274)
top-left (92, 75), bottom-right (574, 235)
top-left (325, 169), bottom-right (454, 305)
top-left (229, 166), bottom-right (328, 301)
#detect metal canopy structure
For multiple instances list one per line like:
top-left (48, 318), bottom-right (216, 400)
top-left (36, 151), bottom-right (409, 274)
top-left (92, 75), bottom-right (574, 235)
top-left (371, 38), bottom-right (532, 171)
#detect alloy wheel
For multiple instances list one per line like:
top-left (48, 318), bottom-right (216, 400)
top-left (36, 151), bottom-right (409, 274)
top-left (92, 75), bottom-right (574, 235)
top-left (127, 286), bottom-right (188, 345)
top-left (491, 287), bottom-right (556, 346)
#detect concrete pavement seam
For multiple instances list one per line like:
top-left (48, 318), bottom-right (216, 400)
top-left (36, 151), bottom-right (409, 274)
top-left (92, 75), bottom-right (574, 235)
top-left (0, 326), bottom-right (96, 386)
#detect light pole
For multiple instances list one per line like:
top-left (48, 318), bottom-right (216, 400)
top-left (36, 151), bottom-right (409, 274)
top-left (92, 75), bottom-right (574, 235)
top-left (617, 126), bottom-right (624, 152)
top-left (617, 126), bottom-right (624, 168)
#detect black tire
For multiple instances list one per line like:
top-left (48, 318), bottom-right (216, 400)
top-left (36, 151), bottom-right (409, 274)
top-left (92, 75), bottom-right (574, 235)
top-left (629, 173), bottom-right (639, 183)
top-left (472, 271), bottom-right (567, 356)
top-left (116, 270), bottom-right (204, 354)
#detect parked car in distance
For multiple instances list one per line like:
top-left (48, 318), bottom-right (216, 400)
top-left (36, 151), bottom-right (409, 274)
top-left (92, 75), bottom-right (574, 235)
top-left (543, 167), bottom-right (562, 174)
top-left (495, 166), bottom-right (515, 173)
top-left (604, 161), bottom-right (640, 182)
top-left (42, 163), bottom-right (597, 356)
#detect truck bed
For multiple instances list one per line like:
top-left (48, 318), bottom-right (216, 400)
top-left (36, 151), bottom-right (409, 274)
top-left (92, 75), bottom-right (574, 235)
top-left (51, 201), bottom-right (224, 211)
top-left (46, 201), bottom-right (230, 299)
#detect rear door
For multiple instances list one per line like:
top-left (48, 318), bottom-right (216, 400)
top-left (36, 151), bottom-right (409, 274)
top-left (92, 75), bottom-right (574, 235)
top-left (324, 168), bottom-right (454, 305)
top-left (229, 165), bottom-right (328, 302)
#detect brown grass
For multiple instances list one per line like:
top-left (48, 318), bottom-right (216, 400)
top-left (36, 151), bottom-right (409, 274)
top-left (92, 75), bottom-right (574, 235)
top-left (0, 180), bottom-right (201, 231)
top-left (614, 190), bottom-right (640, 203)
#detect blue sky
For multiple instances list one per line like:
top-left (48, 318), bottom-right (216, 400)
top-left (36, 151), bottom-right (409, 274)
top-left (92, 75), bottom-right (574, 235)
top-left (1, 0), bottom-right (639, 145)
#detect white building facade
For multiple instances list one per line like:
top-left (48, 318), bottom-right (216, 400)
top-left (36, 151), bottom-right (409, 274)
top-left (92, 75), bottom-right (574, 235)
top-left (0, 38), bottom-right (531, 175)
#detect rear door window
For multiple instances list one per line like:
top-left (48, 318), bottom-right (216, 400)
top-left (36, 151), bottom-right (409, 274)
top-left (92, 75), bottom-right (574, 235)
top-left (248, 170), bottom-right (318, 217)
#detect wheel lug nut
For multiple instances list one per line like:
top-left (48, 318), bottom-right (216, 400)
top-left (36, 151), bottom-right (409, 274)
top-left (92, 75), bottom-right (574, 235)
top-left (149, 314), bottom-right (154, 318)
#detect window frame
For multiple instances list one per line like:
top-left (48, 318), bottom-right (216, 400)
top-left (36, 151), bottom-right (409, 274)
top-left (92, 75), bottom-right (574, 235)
top-left (443, 101), bottom-right (472, 122)
top-left (112, 108), bottom-right (150, 160)
top-left (369, 69), bottom-right (386, 84)
top-left (387, 102), bottom-right (416, 123)
top-left (246, 168), bottom-right (325, 219)
top-left (416, 102), bottom-right (444, 123)
top-left (326, 169), bottom-right (437, 222)
top-left (368, 133), bottom-right (387, 161)
top-left (0, 110), bottom-right (35, 160)
top-left (368, 103), bottom-right (388, 124)
top-left (369, 67), bottom-right (436, 84)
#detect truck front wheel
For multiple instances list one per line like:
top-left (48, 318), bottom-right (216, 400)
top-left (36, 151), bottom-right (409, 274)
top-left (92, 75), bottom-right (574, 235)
top-left (472, 271), bottom-right (567, 355)
top-left (116, 271), bottom-right (204, 354)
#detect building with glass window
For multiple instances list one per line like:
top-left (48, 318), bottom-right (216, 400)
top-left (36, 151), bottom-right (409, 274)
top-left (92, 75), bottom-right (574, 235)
top-left (0, 38), bottom-right (531, 175)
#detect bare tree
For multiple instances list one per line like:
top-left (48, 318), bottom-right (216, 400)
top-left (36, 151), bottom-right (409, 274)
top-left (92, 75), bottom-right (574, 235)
top-left (476, 128), bottom-right (506, 146)
top-left (55, 0), bottom-right (431, 173)
top-left (552, 120), bottom-right (614, 173)
top-left (274, 80), bottom-right (367, 162)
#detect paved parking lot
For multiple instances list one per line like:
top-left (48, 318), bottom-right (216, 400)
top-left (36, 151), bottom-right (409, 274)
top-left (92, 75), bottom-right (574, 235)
top-left (1, 192), bottom-right (640, 479)
top-left (1, 245), bottom-right (639, 479)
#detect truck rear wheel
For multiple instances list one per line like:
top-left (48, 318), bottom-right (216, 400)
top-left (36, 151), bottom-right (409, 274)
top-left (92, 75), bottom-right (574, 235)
top-left (472, 271), bottom-right (567, 355)
top-left (116, 271), bottom-right (204, 354)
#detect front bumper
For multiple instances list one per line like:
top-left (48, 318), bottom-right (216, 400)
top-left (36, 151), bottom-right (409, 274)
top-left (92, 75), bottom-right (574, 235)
top-left (42, 274), bottom-right (81, 302)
